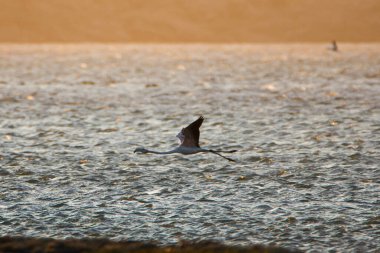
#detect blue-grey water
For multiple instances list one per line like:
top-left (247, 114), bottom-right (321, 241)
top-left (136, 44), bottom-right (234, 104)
top-left (0, 44), bottom-right (379, 252)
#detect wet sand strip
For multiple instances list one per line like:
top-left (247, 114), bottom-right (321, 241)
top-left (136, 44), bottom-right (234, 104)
top-left (0, 237), bottom-right (302, 253)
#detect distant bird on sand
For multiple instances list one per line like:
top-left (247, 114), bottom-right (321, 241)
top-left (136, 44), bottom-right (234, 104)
top-left (134, 116), bottom-right (237, 162)
top-left (330, 40), bottom-right (338, 52)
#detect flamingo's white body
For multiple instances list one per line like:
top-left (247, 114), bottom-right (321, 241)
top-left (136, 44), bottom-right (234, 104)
top-left (134, 116), bottom-right (236, 161)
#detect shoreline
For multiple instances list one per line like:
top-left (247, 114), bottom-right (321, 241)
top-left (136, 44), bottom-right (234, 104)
top-left (0, 237), bottom-right (302, 253)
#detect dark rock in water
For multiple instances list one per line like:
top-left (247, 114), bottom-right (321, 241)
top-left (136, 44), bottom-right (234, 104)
top-left (0, 237), bottom-right (302, 253)
top-left (145, 83), bottom-right (159, 88)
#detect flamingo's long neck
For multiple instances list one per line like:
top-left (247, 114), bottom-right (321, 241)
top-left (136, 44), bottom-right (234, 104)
top-left (145, 149), bottom-right (178, 155)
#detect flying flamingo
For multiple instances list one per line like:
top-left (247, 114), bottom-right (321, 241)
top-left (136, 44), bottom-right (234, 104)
top-left (134, 116), bottom-right (237, 161)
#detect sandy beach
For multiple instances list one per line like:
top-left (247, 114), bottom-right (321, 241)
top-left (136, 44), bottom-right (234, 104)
top-left (1, 0), bottom-right (380, 43)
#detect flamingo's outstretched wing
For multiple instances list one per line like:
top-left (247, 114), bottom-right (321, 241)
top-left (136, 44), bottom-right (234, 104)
top-left (177, 116), bottom-right (204, 147)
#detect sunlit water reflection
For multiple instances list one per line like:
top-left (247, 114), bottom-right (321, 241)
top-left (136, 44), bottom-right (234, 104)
top-left (0, 44), bottom-right (379, 252)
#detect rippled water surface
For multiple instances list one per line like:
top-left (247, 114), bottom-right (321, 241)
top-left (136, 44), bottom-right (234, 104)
top-left (0, 44), bottom-right (379, 252)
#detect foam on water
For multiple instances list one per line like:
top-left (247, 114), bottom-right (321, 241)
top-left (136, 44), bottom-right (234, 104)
top-left (0, 44), bottom-right (379, 252)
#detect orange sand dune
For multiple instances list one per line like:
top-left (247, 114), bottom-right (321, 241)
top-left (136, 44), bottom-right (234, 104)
top-left (0, 0), bottom-right (380, 42)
